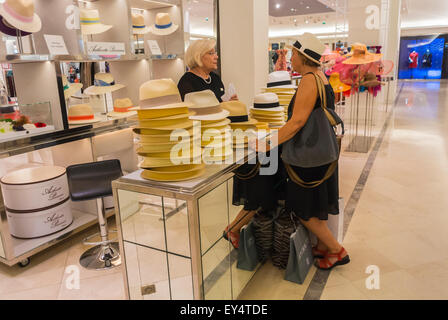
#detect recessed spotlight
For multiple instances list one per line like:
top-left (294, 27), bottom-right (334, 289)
top-left (306, 6), bottom-right (310, 9)
top-left (275, 3), bottom-right (281, 9)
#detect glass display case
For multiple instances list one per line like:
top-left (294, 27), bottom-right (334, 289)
top-left (113, 155), bottom-right (260, 300)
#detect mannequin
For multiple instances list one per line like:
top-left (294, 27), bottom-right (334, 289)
top-left (422, 49), bottom-right (432, 68)
top-left (409, 50), bottom-right (418, 79)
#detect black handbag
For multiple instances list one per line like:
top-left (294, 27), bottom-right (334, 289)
top-left (282, 73), bottom-right (344, 189)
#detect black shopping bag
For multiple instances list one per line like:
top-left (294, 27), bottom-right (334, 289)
top-left (284, 223), bottom-right (314, 284)
top-left (237, 221), bottom-right (259, 271)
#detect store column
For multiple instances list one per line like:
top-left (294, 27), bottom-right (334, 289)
top-left (218, 0), bottom-right (269, 106)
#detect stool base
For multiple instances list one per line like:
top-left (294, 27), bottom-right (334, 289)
top-left (79, 242), bottom-right (121, 270)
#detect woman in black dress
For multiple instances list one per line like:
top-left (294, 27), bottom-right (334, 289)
top-left (251, 33), bottom-right (350, 270)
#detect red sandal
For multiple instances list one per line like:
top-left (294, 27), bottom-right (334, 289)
top-left (315, 247), bottom-right (350, 270)
top-left (312, 246), bottom-right (328, 259)
top-left (223, 226), bottom-right (240, 249)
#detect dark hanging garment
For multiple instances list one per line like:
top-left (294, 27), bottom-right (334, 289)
top-left (422, 52), bottom-right (432, 68)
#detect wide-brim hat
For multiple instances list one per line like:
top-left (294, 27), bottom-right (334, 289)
top-left (264, 71), bottom-right (297, 89)
top-left (137, 120), bottom-right (194, 131)
top-left (0, 16), bottom-right (31, 36)
top-left (290, 32), bottom-right (326, 65)
top-left (150, 13), bottom-right (178, 36)
top-left (107, 110), bottom-right (137, 119)
top-left (80, 9), bottom-right (112, 35)
top-left (139, 150), bottom-right (202, 168)
top-left (132, 13), bottom-right (151, 35)
top-left (139, 79), bottom-right (193, 110)
top-left (329, 73), bottom-right (352, 93)
top-left (135, 128), bottom-right (194, 142)
top-left (250, 106), bottom-right (284, 113)
top-left (189, 109), bottom-right (230, 121)
top-left (221, 101), bottom-right (259, 126)
top-left (84, 73), bottom-right (125, 95)
top-left (134, 106), bottom-right (190, 119)
top-left (137, 138), bottom-right (200, 154)
top-left (138, 116), bottom-right (194, 129)
top-left (133, 126), bottom-right (195, 136)
top-left (68, 104), bottom-right (101, 125)
top-left (343, 43), bottom-right (382, 65)
top-left (0, 0), bottom-right (41, 33)
top-left (201, 118), bottom-right (231, 128)
top-left (141, 164), bottom-right (205, 182)
top-left (64, 83), bottom-right (83, 100)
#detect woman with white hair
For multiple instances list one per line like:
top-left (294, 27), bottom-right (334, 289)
top-left (178, 39), bottom-right (237, 101)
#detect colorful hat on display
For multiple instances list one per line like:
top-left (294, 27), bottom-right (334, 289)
top-left (291, 32), bottom-right (326, 65)
top-left (84, 73), bottom-right (125, 95)
top-left (361, 73), bottom-right (383, 88)
top-left (221, 101), bottom-right (258, 126)
top-left (132, 13), bottom-right (151, 35)
top-left (265, 71), bottom-right (297, 89)
top-left (0, 16), bottom-right (30, 37)
top-left (0, 0), bottom-right (41, 34)
top-left (184, 90), bottom-right (229, 121)
top-left (68, 104), bottom-right (100, 125)
top-left (107, 98), bottom-right (137, 118)
top-left (62, 77), bottom-right (83, 99)
top-left (150, 13), bottom-right (178, 36)
top-left (136, 79), bottom-right (194, 111)
top-left (80, 9), bottom-right (112, 35)
top-left (343, 43), bottom-right (382, 65)
top-left (329, 73), bottom-right (352, 93)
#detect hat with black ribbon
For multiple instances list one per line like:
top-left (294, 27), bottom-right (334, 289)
top-left (291, 32), bottom-right (326, 65)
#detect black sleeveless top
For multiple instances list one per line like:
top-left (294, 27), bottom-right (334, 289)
top-left (178, 71), bottom-right (225, 102)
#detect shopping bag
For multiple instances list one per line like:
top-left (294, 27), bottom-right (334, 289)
top-left (284, 223), bottom-right (314, 284)
top-left (237, 221), bottom-right (259, 271)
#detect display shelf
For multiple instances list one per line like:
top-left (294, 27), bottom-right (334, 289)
top-left (0, 125), bottom-right (55, 143)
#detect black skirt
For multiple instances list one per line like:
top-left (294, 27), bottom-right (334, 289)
top-left (285, 163), bottom-right (339, 221)
top-left (232, 148), bottom-right (285, 212)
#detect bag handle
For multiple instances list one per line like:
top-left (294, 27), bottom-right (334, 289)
top-left (234, 162), bottom-right (261, 180)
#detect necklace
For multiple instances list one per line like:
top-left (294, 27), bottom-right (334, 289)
top-left (203, 76), bottom-right (212, 84)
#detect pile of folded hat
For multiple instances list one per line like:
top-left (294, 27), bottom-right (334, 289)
top-left (185, 90), bottom-right (233, 163)
top-left (249, 93), bottom-right (285, 129)
top-left (261, 71), bottom-right (297, 121)
top-left (133, 79), bottom-right (205, 182)
top-left (221, 100), bottom-right (259, 149)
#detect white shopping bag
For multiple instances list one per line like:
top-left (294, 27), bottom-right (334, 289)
top-left (309, 197), bottom-right (345, 245)
top-left (221, 83), bottom-right (237, 101)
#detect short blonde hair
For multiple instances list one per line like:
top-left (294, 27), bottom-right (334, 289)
top-left (185, 39), bottom-right (216, 69)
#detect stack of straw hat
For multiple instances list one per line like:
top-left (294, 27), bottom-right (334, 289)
top-left (261, 71), bottom-right (297, 121)
top-left (132, 79), bottom-right (205, 182)
top-left (185, 90), bottom-right (233, 163)
top-left (221, 101), bottom-right (258, 149)
top-left (249, 93), bottom-right (285, 129)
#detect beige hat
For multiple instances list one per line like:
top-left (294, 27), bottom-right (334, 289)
top-left (62, 77), bottom-right (83, 100)
top-left (291, 32), bottom-right (326, 65)
top-left (220, 101), bottom-right (258, 126)
top-left (68, 104), bottom-right (100, 125)
top-left (184, 90), bottom-right (230, 121)
top-left (150, 13), bottom-right (179, 36)
top-left (137, 79), bottom-right (193, 110)
top-left (343, 43), bottom-right (382, 65)
top-left (137, 137), bottom-right (200, 154)
top-left (132, 13), bottom-right (151, 35)
top-left (0, 0), bottom-right (42, 33)
top-left (107, 98), bottom-right (137, 118)
top-left (250, 93), bottom-right (284, 113)
top-left (264, 71), bottom-right (297, 89)
top-left (80, 9), bottom-right (112, 35)
top-left (141, 164), bottom-right (205, 182)
top-left (135, 106), bottom-right (190, 120)
top-left (84, 73), bottom-right (125, 95)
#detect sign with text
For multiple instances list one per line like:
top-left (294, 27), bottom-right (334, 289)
top-left (86, 42), bottom-right (126, 56)
top-left (44, 35), bottom-right (69, 55)
top-left (147, 40), bottom-right (162, 55)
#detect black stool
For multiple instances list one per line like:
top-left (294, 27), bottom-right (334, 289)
top-left (66, 159), bottom-right (123, 270)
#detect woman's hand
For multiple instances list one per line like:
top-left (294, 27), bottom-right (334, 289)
top-left (230, 94), bottom-right (238, 101)
top-left (248, 138), bottom-right (270, 153)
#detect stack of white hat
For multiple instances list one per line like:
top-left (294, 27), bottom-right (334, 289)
top-left (249, 93), bottom-right (285, 129)
top-left (261, 71), bottom-right (297, 121)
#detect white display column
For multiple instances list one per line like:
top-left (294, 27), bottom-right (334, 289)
top-left (218, 0), bottom-right (269, 107)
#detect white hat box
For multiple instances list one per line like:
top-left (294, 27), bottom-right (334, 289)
top-left (6, 199), bottom-right (73, 239)
top-left (0, 166), bottom-right (69, 211)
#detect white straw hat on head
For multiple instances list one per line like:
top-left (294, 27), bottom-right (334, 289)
top-left (132, 13), bottom-right (151, 35)
top-left (291, 32), bottom-right (326, 65)
top-left (185, 90), bottom-right (229, 121)
top-left (150, 13), bottom-right (178, 36)
top-left (80, 9), bottom-right (112, 35)
top-left (265, 71), bottom-right (297, 89)
top-left (84, 73), bottom-right (125, 95)
top-left (0, 0), bottom-right (41, 33)
top-left (249, 93), bottom-right (284, 113)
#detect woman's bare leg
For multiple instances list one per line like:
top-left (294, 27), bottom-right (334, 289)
top-left (299, 217), bottom-right (344, 254)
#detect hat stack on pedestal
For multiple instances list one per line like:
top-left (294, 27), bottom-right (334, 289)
top-left (261, 71), bottom-right (297, 121)
top-left (221, 101), bottom-right (258, 149)
top-left (250, 93), bottom-right (285, 129)
top-left (132, 79), bottom-right (205, 182)
top-left (184, 90), bottom-right (232, 163)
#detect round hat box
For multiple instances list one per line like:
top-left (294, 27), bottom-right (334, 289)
top-left (6, 199), bottom-right (73, 239)
top-left (1, 166), bottom-right (70, 211)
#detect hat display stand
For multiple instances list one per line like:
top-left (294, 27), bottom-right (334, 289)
top-left (345, 64), bottom-right (376, 154)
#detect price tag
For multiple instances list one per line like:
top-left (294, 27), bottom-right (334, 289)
top-left (86, 42), bottom-right (126, 56)
top-left (147, 40), bottom-right (162, 55)
top-left (44, 35), bottom-right (69, 55)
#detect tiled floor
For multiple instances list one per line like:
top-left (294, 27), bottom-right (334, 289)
top-left (1, 80), bottom-right (447, 300)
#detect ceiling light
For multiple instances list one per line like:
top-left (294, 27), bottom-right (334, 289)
top-left (306, 6), bottom-right (310, 9)
top-left (275, 3), bottom-right (281, 9)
